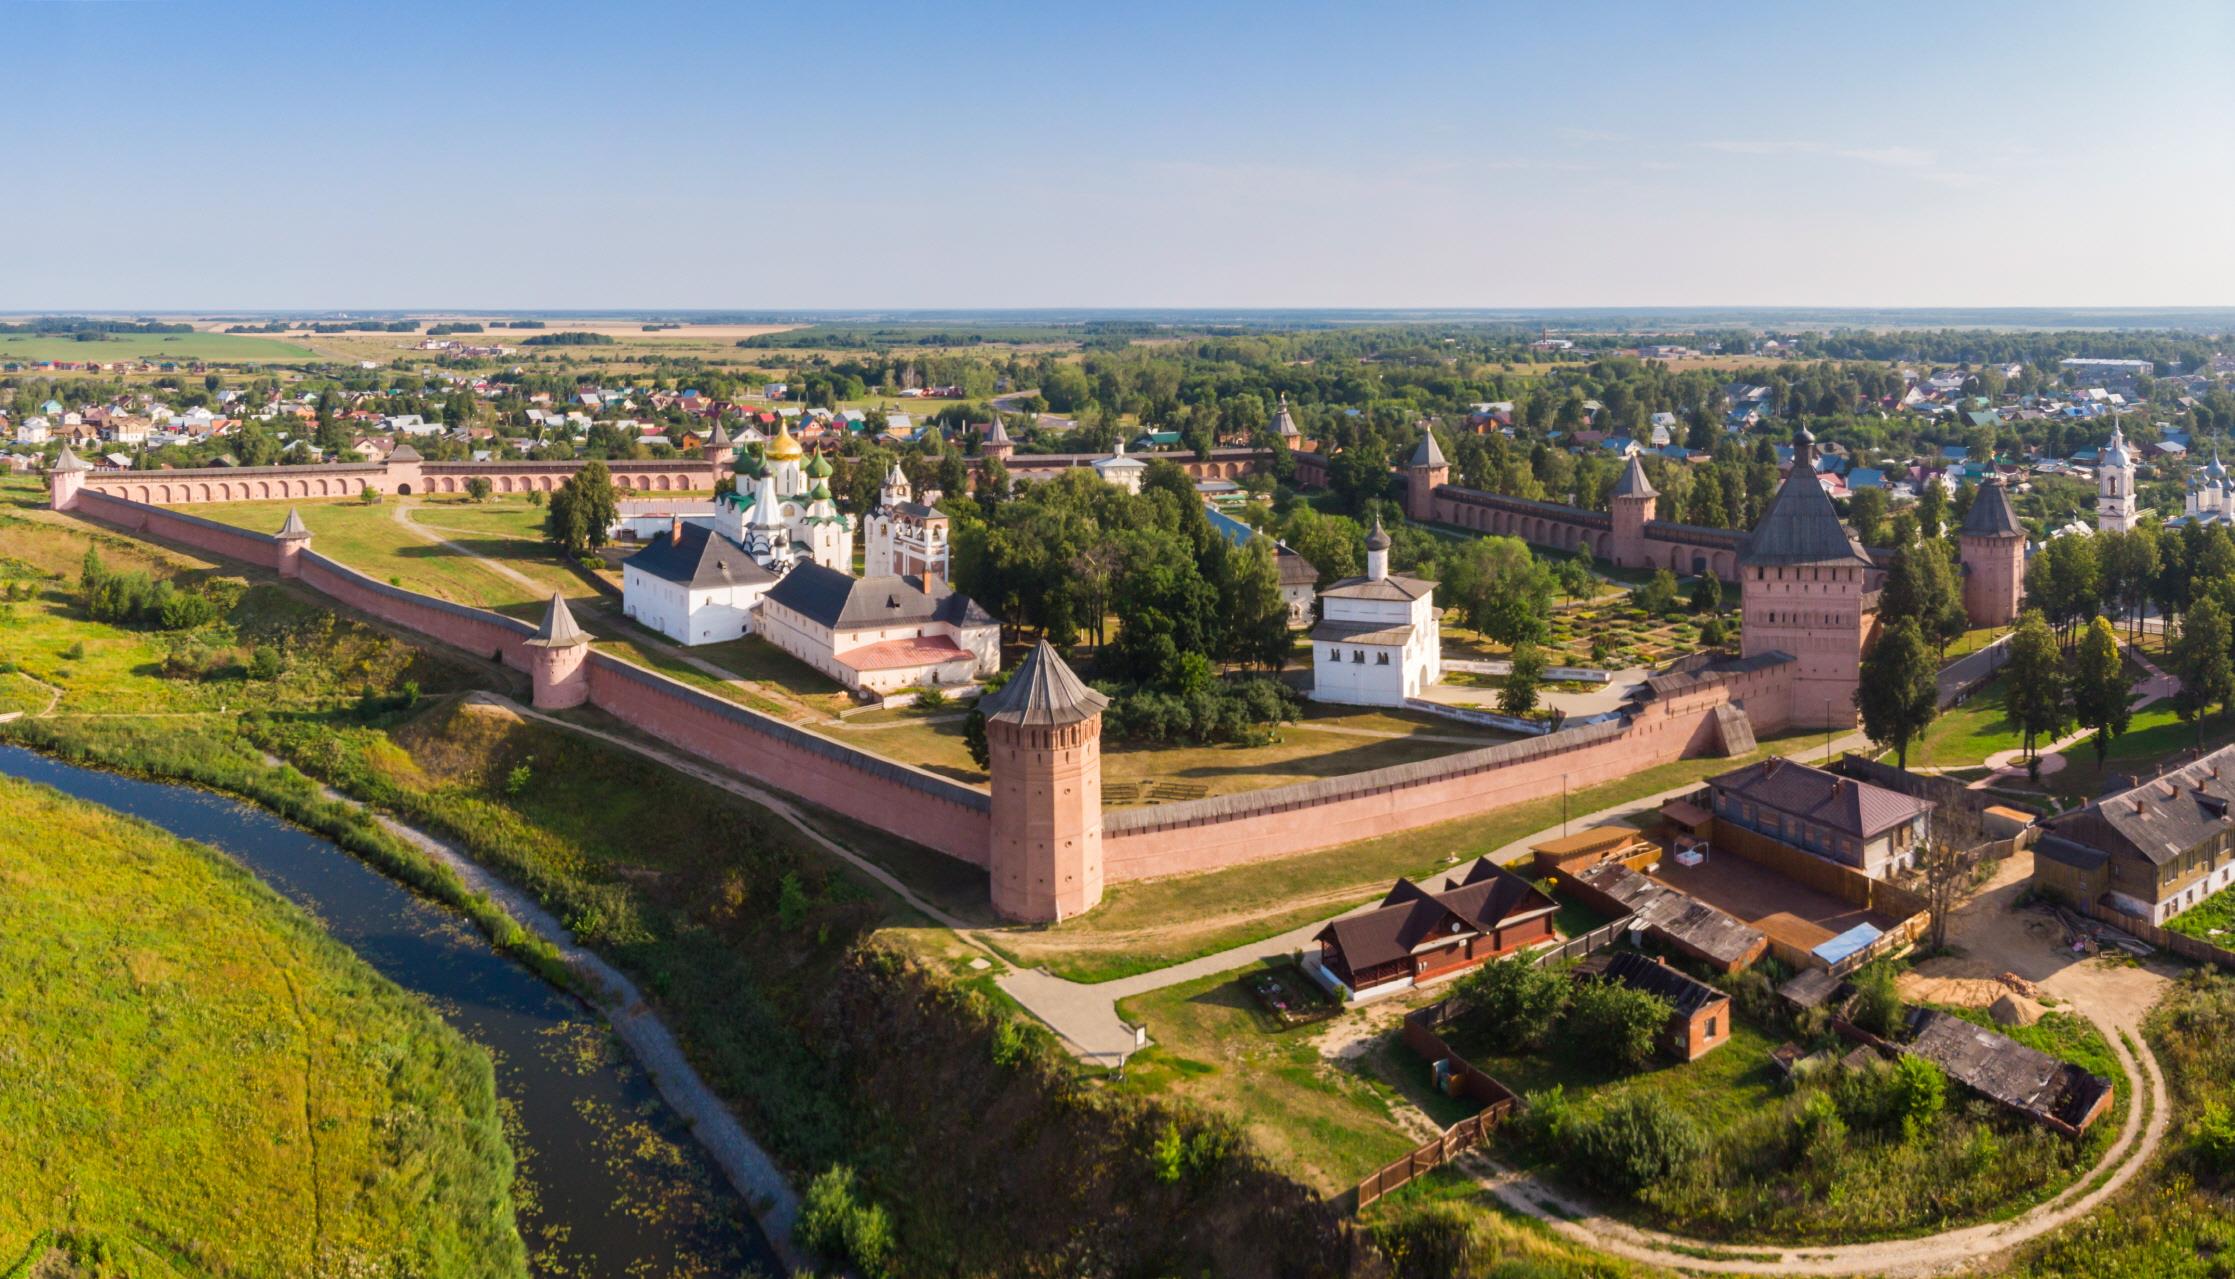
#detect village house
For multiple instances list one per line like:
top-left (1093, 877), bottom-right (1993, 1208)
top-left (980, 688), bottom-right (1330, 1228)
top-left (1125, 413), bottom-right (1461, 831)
top-left (1709, 757), bottom-right (1933, 878)
top-left (2033, 742), bottom-right (2235, 925)
top-left (1308, 857), bottom-right (1558, 1000)
top-left (1575, 950), bottom-right (1733, 1061)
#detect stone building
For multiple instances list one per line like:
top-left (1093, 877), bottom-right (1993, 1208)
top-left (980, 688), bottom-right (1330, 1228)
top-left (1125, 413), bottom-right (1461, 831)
top-left (1738, 427), bottom-right (1875, 730)
top-left (863, 463), bottom-right (951, 580)
top-left (1957, 473), bottom-right (2026, 627)
top-left (754, 560), bottom-right (999, 695)
top-left (1310, 518), bottom-right (1439, 706)
top-left (2097, 422), bottom-right (2138, 532)
top-left (980, 640), bottom-right (1109, 922)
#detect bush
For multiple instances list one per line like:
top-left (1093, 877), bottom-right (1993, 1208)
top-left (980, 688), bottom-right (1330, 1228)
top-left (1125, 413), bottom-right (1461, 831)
top-left (1564, 976), bottom-right (1672, 1070)
top-left (503, 761), bottom-right (533, 796)
top-left (1888, 1055), bottom-right (1946, 1142)
top-left (797, 1165), bottom-right (896, 1279)
top-left (1570, 1091), bottom-right (1703, 1193)
top-left (358, 486), bottom-right (381, 504)
top-left (465, 477), bottom-right (493, 502)
top-left (1103, 676), bottom-right (1301, 746)
top-left (247, 645), bottom-right (284, 681)
top-left (777, 871), bottom-right (810, 931)
top-left (2190, 1099), bottom-right (2235, 1177)
top-left (1370, 1204), bottom-right (1475, 1279)
top-left (913, 686), bottom-right (950, 711)
top-left (1457, 953), bottom-right (1570, 1052)
top-left (1847, 962), bottom-right (1904, 1039)
top-left (61, 641), bottom-right (85, 661)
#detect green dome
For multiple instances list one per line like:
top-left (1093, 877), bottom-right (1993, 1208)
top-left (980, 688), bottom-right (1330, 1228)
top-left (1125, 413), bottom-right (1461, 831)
top-left (810, 481), bottom-right (833, 502)
top-left (731, 448), bottom-right (763, 477)
top-left (805, 451), bottom-right (833, 479)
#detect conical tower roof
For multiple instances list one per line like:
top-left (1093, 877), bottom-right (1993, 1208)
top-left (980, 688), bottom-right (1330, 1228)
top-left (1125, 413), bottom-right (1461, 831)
top-left (275, 508), bottom-right (311, 539)
top-left (525, 591), bottom-right (589, 648)
top-left (1406, 430), bottom-right (1446, 468)
top-left (708, 422), bottom-right (732, 446)
top-left (978, 640), bottom-right (1108, 728)
top-left (1959, 473), bottom-right (2023, 539)
top-left (50, 444), bottom-right (92, 473)
top-left (984, 416), bottom-right (1012, 446)
top-left (1611, 450), bottom-right (1657, 499)
top-left (1741, 428), bottom-right (1870, 567)
top-left (1272, 393), bottom-right (1301, 439)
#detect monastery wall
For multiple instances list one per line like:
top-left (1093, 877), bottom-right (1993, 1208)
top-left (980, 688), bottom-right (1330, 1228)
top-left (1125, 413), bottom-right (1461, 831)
top-left (73, 488), bottom-right (290, 571)
top-left (1100, 663), bottom-right (1782, 882)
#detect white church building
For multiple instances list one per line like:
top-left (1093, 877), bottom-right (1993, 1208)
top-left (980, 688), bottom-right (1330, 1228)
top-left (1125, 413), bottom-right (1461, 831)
top-left (1310, 518), bottom-right (1440, 706)
top-left (2096, 422), bottom-right (2138, 533)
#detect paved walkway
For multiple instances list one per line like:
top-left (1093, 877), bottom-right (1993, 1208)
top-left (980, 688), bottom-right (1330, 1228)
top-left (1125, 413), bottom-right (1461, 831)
top-left (1970, 654), bottom-right (2175, 790)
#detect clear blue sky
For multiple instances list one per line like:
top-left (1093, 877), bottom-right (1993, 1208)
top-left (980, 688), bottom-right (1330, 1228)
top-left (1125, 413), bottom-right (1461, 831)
top-left (9, 0), bottom-right (2231, 310)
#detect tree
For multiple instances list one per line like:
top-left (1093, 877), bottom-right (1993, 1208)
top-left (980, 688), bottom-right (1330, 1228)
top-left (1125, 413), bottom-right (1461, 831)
top-left (1218, 537), bottom-right (1292, 671)
top-left (1456, 953), bottom-right (1569, 1052)
top-left (2071, 616), bottom-right (2133, 766)
top-left (1444, 536), bottom-right (1551, 647)
top-left (1689, 572), bottom-right (1722, 614)
top-left (1857, 618), bottom-right (1939, 768)
top-left (1916, 480), bottom-right (1948, 540)
top-left (2002, 611), bottom-right (2071, 770)
top-left (1570, 1092), bottom-right (1703, 1195)
top-left (1881, 540), bottom-right (1967, 655)
top-left (465, 476), bottom-right (493, 503)
top-left (545, 459), bottom-right (619, 555)
top-left (2174, 597), bottom-right (2235, 746)
top-left (1635, 568), bottom-right (1679, 616)
top-left (1564, 977), bottom-right (1672, 1071)
top-left (1501, 642), bottom-right (1546, 717)
top-left (1916, 837), bottom-right (1968, 952)
top-left (1847, 487), bottom-right (1889, 548)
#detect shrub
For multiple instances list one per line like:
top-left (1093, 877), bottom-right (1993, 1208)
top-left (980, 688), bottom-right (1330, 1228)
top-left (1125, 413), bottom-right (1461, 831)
top-left (503, 761), bottom-right (533, 796)
top-left (777, 871), bottom-right (810, 931)
top-left (465, 477), bottom-right (493, 502)
top-left (527, 489), bottom-right (544, 507)
top-left (2190, 1099), bottom-right (2235, 1177)
top-left (61, 641), bottom-right (85, 661)
top-left (1458, 953), bottom-right (1569, 1052)
top-left (1564, 976), bottom-right (1672, 1070)
top-left (1508, 1084), bottom-right (1576, 1159)
top-left (1847, 962), bottom-right (1904, 1039)
top-left (1570, 1091), bottom-right (1703, 1193)
top-left (1150, 1117), bottom-right (1241, 1186)
top-left (247, 645), bottom-right (284, 681)
top-left (1889, 1054), bottom-right (1947, 1142)
top-left (358, 486), bottom-right (381, 504)
top-left (913, 686), bottom-right (950, 711)
top-left (1793, 1088), bottom-right (1848, 1165)
top-left (1370, 1204), bottom-right (1475, 1279)
top-left (797, 1165), bottom-right (896, 1279)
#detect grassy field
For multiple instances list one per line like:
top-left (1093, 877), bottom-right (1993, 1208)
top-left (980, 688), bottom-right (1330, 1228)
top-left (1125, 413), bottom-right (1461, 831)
top-left (0, 774), bottom-right (524, 1277)
top-left (1113, 963), bottom-right (1418, 1195)
top-left (0, 331), bottom-right (319, 362)
top-left (986, 729), bottom-right (1828, 983)
top-left (1915, 673), bottom-right (2028, 769)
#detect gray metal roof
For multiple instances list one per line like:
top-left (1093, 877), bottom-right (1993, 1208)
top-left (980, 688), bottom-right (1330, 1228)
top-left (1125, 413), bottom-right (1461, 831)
top-left (1710, 755), bottom-right (1932, 841)
top-left (978, 639), bottom-right (1108, 727)
top-left (1611, 451), bottom-right (1657, 499)
top-left (275, 508), bottom-right (310, 539)
top-left (763, 559), bottom-right (991, 632)
top-left (1407, 432), bottom-right (1447, 468)
top-left (1321, 573), bottom-right (1433, 602)
top-left (624, 522), bottom-right (777, 590)
top-left (1310, 619), bottom-right (1416, 646)
top-left (2049, 742), bottom-right (2235, 867)
top-left (1740, 438), bottom-right (1872, 567)
top-left (1365, 517), bottom-right (1391, 551)
top-left (1959, 475), bottom-right (2023, 538)
top-left (525, 591), bottom-right (590, 647)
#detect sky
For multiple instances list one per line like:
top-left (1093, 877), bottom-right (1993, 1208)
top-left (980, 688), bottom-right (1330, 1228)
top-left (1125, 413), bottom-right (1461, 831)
top-left (7, 0), bottom-right (2233, 311)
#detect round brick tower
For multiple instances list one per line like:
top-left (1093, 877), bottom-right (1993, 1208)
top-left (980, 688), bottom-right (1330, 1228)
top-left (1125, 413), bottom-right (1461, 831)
top-left (981, 639), bottom-right (1109, 923)
top-left (1403, 429), bottom-right (1448, 524)
top-left (46, 444), bottom-right (91, 510)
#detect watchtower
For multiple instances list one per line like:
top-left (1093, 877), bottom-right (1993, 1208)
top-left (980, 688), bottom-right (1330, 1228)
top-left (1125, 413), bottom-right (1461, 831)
top-left (982, 640), bottom-right (1109, 923)
top-left (1403, 430), bottom-right (1448, 523)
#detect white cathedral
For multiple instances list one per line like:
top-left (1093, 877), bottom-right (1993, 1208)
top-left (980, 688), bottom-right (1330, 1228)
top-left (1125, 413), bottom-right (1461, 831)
top-left (621, 421), bottom-right (852, 645)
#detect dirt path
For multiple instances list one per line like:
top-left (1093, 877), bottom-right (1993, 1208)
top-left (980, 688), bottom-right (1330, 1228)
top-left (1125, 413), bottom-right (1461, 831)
top-left (1454, 848), bottom-right (2175, 1275)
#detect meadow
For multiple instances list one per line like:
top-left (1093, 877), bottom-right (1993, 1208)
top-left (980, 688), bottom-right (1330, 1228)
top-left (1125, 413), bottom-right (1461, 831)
top-left (0, 774), bottom-right (524, 1278)
top-left (0, 331), bottom-right (316, 362)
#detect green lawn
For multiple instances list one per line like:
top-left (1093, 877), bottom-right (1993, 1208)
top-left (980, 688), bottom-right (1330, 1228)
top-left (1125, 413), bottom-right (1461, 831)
top-left (0, 774), bottom-right (523, 1277)
top-left (988, 729), bottom-right (1827, 983)
top-left (1915, 673), bottom-right (2027, 769)
top-left (1114, 963), bottom-right (1419, 1195)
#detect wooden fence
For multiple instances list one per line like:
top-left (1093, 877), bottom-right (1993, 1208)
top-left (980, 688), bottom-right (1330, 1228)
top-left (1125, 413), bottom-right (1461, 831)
top-left (1355, 1110), bottom-right (1501, 1210)
top-left (1534, 915), bottom-right (1635, 967)
top-left (2084, 898), bottom-right (2235, 972)
top-left (1356, 996), bottom-right (1523, 1210)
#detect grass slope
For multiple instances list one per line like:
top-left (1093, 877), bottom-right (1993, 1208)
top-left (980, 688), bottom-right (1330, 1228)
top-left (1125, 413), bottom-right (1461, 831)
top-left (0, 775), bottom-right (523, 1278)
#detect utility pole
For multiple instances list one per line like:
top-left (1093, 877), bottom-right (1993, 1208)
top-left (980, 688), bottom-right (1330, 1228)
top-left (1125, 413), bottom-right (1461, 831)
top-left (1562, 772), bottom-right (1570, 836)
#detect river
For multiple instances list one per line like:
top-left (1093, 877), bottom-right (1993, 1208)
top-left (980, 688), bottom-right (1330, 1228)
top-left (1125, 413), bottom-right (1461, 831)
top-left (0, 744), bottom-right (780, 1278)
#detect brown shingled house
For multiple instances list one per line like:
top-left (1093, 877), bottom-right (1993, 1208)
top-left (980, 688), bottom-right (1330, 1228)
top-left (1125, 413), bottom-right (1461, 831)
top-left (1710, 756), bottom-right (1933, 878)
top-left (1309, 858), bottom-right (1558, 999)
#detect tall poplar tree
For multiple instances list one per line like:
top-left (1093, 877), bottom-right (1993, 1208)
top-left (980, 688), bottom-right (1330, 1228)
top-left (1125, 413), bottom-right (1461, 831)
top-left (2070, 616), bottom-right (2132, 766)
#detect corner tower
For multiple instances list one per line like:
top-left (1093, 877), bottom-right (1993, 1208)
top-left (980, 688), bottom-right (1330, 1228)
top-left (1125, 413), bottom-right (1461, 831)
top-left (1957, 474), bottom-right (2025, 628)
top-left (1609, 451), bottom-right (1658, 569)
top-left (1403, 429), bottom-right (1448, 523)
top-left (46, 444), bottom-right (91, 510)
top-left (1739, 426), bottom-right (1873, 731)
top-left (982, 640), bottom-right (1109, 923)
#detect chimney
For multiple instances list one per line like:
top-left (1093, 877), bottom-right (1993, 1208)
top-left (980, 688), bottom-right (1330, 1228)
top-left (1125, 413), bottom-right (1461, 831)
top-left (670, 514), bottom-right (682, 542)
top-left (924, 568), bottom-right (944, 596)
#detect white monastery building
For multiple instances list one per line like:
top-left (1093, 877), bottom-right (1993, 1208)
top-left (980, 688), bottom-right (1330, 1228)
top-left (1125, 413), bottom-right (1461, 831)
top-left (756, 561), bottom-right (1000, 694)
top-left (864, 463), bottom-right (951, 579)
top-left (1310, 518), bottom-right (1440, 706)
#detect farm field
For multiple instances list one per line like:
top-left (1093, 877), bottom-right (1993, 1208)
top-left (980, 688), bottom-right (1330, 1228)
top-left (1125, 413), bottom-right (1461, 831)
top-left (0, 331), bottom-right (316, 362)
top-left (0, 773), bottom-right (523, 1277)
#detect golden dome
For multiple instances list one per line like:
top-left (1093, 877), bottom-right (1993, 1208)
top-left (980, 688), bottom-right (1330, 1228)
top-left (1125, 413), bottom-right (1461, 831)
top-left (766, 420), bottom-right (804, 461)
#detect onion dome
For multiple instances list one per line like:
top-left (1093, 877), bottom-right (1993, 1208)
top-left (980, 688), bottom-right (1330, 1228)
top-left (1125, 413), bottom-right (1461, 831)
top-left (1365, 516), bottom-right (1392, 552)
top-left (766, 420), bottom-right (804, 462)
top-left (731, 448), bottom-right (763, 477)
top-left (805, 450), bottom-right (833, 479)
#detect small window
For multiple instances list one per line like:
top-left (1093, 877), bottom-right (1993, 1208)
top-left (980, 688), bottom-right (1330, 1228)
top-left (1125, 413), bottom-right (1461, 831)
top-left (1706, 1016), bottom-right (1718, 1039)
top-left (1353, 650), bottom-right (1365, 663)
top-left (1376, 652), bottom-right (1390, 665)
